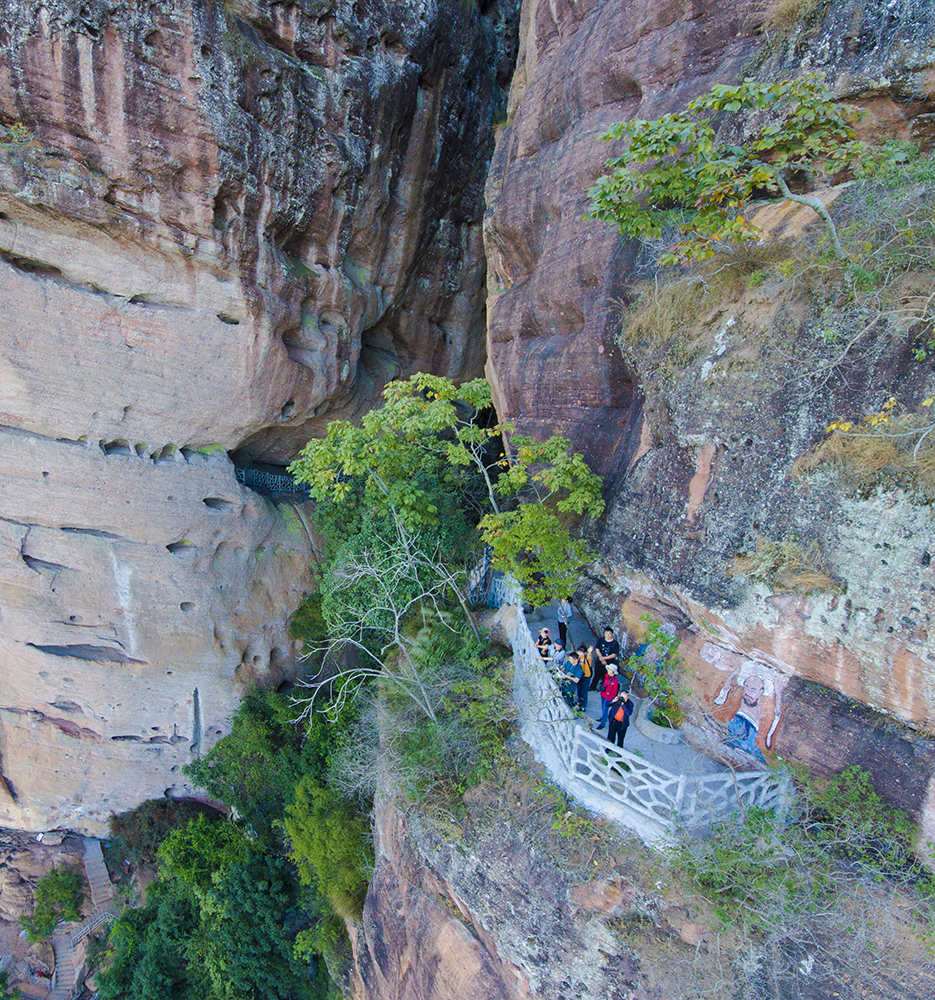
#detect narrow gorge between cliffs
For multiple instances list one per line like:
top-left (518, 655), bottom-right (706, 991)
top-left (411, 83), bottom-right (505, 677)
top-left (2, 1), bottom-right (935, 999)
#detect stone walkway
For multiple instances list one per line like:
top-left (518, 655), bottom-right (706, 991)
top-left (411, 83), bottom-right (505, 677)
top-left (525, 601), bottom-right (725, 779)
top-left (47, 839), bottom-right (115, 1000)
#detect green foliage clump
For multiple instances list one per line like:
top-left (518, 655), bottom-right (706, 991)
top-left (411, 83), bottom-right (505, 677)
top-left (0, 966), bottom-right (23, 1000)
top-left (156, 815), bottom-right (251, 901)
top-left (587, 75), bottom-right (874, 264)
top-left (19, 864), bottom-right (82, 941)
top-left (98, 816), bottom-right (322, 1000)
top-left (289, 590), bottom-right (327, 650)
top-left (672, 764), bottom-right (934, 972)
top-left (284, 776), bottom-right (372, 921)
top-left (194, 853), bottom-right (315, 1000)
top-left (183, 687), bottom-right (349, 837)
top-left (96, 891), bottom-right (198, 1000)
top-left (376, 621), bottom-right (514, 801)
top-left (627, 615), bottom-right (686, 728)
top-left (98, 688), bottom-right (362, 1000)
top-left (809, 764), bottom-right (918, 873)
top-left (109, 799), bottom-right (220, 866)
top-left (289, 373), bottom-right (604, 608)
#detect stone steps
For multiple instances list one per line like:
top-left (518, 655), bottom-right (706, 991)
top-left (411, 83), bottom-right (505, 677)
top-left (43, 839), bottom-right (116, 1000)
top-left (49, 930), bottom-right (75, 1000)
top-left (81, 838), bottom-right (113, 908)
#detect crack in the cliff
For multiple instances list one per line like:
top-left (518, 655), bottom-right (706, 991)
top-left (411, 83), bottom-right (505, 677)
top-left (0, 249), bottom-right (107, 296)
top-left (22, 553), bottom-right (68, 574)
top-left (26, 642), bottom-right (147, 665)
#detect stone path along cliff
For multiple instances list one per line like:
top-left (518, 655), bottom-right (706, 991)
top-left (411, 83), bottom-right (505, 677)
top-left (524, 601), bottom-right (725, 778)
top-left (46, 839), bottom-right (115, 1000)
top-left (488, 576), bottom-right (789, 842)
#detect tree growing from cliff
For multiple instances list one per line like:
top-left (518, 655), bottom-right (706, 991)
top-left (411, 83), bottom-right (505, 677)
top-left (289, 372), bottom-right (604, 606)
top-left (19, 864), bottom-right (82, 942)
top-left (586, 75), bottom-right (872, 264)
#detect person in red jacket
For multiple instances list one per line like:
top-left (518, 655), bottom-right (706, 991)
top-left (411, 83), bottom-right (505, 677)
top-left (597, 664), bottom-right (620, 730)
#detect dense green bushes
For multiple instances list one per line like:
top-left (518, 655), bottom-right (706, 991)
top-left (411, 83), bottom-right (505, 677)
top-left (183, 687), bottom-right (347, 837)
top-left (109, 799), bottom-right (221, 867)
top-left (284, 777), bottom-right (371, 922)
top-left (670, 765), bottom-right (935, 991)
top-left (19, 864), bottom-right (82, 941)
top-left (96, 688), bottom-right (354, 1000)
top-left (97, 892), bottom-right (198, 1000)
top-left (97, 847), bottom-right (326, 1000)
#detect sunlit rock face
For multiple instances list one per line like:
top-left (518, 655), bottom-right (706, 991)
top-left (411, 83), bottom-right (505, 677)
top-left (484, 0), bottom-right (935, 840)
top-left (0, 0), bottom-right (515, 832)
top-left (483, 0), bottom-right (769, 480)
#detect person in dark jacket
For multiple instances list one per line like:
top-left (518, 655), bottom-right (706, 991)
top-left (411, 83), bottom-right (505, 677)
top-left (536, 628), bottom-right (551, 660)
top-left (606, 685), bottom-right (634, 749)
top-left (559, 650), bottom-right (583, 708)
top-left (591, 626), bottom-right (620, 691)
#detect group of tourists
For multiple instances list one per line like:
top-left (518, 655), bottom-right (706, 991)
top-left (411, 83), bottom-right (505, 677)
top-left (535, 599), bottom-right (635, 749)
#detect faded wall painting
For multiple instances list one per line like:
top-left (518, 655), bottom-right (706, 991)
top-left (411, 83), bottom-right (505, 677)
top-left (700, 643), bottom-right (793, 764)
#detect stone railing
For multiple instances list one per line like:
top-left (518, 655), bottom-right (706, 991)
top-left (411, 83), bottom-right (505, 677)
top-left (483, 573), bottom-right (792, 840)
top-left (70, 909), bottom-right (115, 948)
top-left (235, 467), bottom-right (310, 497)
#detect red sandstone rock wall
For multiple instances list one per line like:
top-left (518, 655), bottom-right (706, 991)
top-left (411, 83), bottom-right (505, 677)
top-left (484, 0), bottom-right (935, 836)
top-left (483, 0), bottom-right (767, 479)
top-left (0, 0), bottom-right (515, 832)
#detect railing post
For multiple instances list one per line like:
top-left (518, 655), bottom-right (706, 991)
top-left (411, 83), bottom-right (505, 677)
top-left (673, 774), bottom-right (687, 825)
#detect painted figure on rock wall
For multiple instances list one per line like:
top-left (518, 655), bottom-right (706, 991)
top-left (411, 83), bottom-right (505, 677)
top-left (706, 652), bottom-right (791, 764)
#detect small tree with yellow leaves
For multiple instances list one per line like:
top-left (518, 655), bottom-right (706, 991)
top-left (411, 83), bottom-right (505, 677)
top-left (586, 75), bottom-right (873, 264)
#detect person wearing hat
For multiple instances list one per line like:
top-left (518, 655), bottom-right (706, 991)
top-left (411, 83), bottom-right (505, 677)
top-left (606, 682), bottom-right (634, 748)
top-left (548, 636), bottom-right (567, 671)
top-left (597, 663), bottom-right (620, 730)
top-left (536, 628), bottom-right (551, 660)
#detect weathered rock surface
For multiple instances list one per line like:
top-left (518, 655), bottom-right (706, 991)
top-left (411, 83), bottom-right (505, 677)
top-left (352, 757), bottom-right (935, 1000)
top-left (353, 781), bottom-right (651, 1000)
top-left (0, 0), bottom-right (515, 830)
top-left (484, 0), bottom-right (935, 833)
top-left (0, 425), bottom-right (315, 833)
top-left (484, 0), bottom-right (769, 478)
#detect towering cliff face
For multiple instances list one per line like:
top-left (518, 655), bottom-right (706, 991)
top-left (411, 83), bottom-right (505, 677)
top-left (0, 0), bottom-right (515, 832)
top-left (483, 0), bottom-right (769, 480)
top-left (484, 0), bottom-right (935, 836)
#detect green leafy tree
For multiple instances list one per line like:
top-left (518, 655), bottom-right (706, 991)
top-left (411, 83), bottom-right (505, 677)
top-left (587, 74), bottom-right (872, 264)
top-left (109, 799), bottom-right (220, 866)
top-left (283, 775), bottom-right (372, 921)
top-left (289, 373), bottom-right (604, 607)
top-left (193, 854), bottom-right (315, 1000)
top-left (627, 615), bottom-right (687, 728)
top-left (19, 864), bottom-right (82, 941)
top-left (183, 688), bottom-right (347, 836)
top-left (156, 814), bottom-right (251, 902)
top-left (96, 892), bottom-right (199, 1000)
